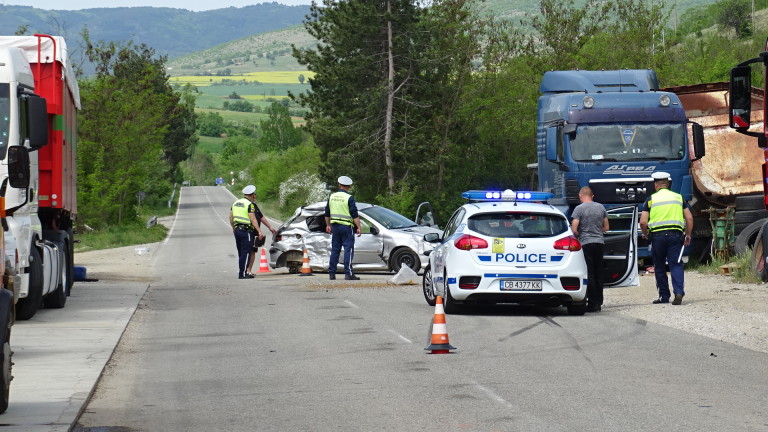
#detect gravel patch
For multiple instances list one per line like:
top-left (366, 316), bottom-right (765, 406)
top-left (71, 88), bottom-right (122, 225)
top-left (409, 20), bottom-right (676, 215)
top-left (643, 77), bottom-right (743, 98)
top-left (605, 271), bottom-right (768, 354)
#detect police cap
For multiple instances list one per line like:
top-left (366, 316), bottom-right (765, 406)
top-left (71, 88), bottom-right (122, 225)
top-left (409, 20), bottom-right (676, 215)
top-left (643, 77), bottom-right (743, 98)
top-left (338, 176), bottom-right (353, 186)
top-left (651, 172), bottom-right (671, 182)
top-left (242, 184), bottom-right (256, 195)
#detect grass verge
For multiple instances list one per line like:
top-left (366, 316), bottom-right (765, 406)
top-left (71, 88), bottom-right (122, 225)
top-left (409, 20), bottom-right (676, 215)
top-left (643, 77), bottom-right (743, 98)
top-left (75, 222), bottom-right (168, 253)
top-left (688, 250), bottom-right (761, 284)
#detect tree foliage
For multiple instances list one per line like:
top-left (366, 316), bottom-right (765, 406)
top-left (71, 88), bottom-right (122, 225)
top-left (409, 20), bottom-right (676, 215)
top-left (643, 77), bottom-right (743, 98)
top-left (260, 102), bottom-right (302, 151)
top-left (292, 0), bottom-right (485, 203)
top-left (77, 31), bottom-right (195, 227)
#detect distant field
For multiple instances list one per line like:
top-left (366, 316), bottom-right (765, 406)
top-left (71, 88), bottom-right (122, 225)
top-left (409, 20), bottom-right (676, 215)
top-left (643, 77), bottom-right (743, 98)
top-left (192, 82), bottom-right (309, 112)
top-left (170, 71), bottom-right (314, 86)
top-left (197, 135), bottom-right (227, 153)
top-left (197, 107), bottom-right (306, 126)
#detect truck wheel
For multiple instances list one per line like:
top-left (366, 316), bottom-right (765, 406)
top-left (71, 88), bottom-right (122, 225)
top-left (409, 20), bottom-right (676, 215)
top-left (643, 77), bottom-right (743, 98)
top-left (44, 245), bottom-right (68, 309)
top-left (735, 210), bottom-right (768, 226)
top-left (735, 195), bottom-right (765, 211)
top-left (751, 223), bottom-right (768, 282)
top-left (390, 248), bottom-right (420, 273)
top-left (0, 302), bottom-right (11, 414)
top-left (733, 218), bottom-right (768, 256)
top-left (16, 247), bottom-right (43, 321)
top-left (65, 232), bottom-right (74, 294)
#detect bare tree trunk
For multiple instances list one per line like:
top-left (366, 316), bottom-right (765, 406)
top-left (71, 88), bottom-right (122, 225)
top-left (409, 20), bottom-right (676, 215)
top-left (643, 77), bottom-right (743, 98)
top-left (383, 0), bottom-right (396, 194)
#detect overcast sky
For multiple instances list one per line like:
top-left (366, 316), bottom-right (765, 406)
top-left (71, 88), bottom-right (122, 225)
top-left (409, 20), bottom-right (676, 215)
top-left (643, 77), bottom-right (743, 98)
top-left (2, 1), bottom-right (311, 11)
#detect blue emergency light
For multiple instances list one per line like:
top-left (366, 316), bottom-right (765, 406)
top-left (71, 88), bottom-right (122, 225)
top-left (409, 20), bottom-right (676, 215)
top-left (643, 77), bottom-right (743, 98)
top-left (461, 190), bottom-right (554, 202)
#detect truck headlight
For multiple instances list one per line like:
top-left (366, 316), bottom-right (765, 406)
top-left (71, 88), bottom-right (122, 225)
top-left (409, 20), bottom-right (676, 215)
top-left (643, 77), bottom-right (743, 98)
top-left (583, 96), bottom-right (595, 108)
top-left (659, 94), bottom-right (671, 107)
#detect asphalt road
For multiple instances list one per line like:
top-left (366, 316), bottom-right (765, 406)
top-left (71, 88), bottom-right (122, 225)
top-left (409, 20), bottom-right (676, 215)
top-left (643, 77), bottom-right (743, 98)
top-left (70, 186), bottom-right (767, 432)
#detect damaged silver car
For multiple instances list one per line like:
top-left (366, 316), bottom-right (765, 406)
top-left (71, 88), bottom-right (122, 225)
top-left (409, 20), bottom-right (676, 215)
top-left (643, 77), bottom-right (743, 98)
top-left (269, 202), bottom-right (441, 274)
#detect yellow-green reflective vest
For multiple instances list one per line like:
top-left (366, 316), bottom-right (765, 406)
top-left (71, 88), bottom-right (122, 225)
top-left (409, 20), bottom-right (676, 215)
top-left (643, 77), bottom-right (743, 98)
top-left (648, 188), bottom-right (684, 232)
top-left (231, 198), bottom-right (253, 226)
top-left (328, 191), bottom-right (353, 226)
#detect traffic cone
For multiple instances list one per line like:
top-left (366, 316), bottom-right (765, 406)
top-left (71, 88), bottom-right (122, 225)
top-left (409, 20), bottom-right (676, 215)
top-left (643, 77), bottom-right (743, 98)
top-left (256, 248), bottom-right (271, 273)
top-left (300, 249), bottom-right (313, 276)
top-left (425, 296), bottom-right (456, 354)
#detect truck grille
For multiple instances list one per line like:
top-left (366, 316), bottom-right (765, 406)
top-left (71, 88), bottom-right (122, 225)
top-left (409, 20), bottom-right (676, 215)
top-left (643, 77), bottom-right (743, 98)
top-left (590, 180), bottom-right (654, 204)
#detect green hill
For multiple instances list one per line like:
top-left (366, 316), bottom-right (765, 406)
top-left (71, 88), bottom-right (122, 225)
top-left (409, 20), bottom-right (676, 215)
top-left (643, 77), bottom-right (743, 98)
top-left (0, 3), bottom-right (309, 59)
top-left (167, 25), bottom-right (314, 75)
top-left (480, 0), bottom-right (727, 20)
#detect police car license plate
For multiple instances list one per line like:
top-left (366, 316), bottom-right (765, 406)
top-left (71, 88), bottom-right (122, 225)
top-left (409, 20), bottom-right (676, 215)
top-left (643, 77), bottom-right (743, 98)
top-left (500, 280), bottom-right (542, 291)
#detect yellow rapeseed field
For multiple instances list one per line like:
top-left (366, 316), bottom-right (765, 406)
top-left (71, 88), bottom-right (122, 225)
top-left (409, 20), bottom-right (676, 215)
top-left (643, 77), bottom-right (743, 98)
top-left (170, 71), bottom-right (315, 86)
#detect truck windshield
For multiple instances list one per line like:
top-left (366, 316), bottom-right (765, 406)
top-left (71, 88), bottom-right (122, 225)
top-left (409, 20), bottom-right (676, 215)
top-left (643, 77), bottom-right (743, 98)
top-left (0, 84), bottom-right (8, 156)
top-left (570, 123), bottom-right (685, 162)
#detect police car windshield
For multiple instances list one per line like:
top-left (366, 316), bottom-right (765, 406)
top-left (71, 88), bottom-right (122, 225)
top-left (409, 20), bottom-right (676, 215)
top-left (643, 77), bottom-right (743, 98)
top-left (570, 123), bottom-right (685, 162)
top-left (468, 212), bottom-right (568, 238)
top-left (360, 206), bottom-right (418, 229)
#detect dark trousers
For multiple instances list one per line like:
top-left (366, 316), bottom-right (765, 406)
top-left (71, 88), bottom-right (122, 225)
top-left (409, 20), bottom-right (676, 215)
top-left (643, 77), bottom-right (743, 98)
top-left (582, 243), bottom-right (604, 307)
top-left (651, 232), bottom-right (685, 300)
top-left (234, 228), bottom-right (254, 277)
top-left (329, 223), bottom-right (355, 276)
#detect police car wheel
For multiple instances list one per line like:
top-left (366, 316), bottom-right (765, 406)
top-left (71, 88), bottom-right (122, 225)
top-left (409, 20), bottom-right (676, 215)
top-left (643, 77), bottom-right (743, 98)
top-left (422, 265), bottom-right (436, 306)
top-left (567, 302), bottom-right (587, 316)
top-left (442, 271), bottom-right (461, 314)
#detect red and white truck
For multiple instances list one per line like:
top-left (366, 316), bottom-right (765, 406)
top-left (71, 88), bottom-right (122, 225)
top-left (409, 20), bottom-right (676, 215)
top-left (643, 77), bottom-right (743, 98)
top-left (0, 34), bottom-right (78, 321)
top-left (728, 39), bottom-right (768, 279)
top-left (0, 33), bottom-right (78, 414)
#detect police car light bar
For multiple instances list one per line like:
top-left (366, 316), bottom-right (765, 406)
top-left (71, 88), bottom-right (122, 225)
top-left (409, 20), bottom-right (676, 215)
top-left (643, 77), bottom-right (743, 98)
top-left (461, 190), bottom-right (554, 202)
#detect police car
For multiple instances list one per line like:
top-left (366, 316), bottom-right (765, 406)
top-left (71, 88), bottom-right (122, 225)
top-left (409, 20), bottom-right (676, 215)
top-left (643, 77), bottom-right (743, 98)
top-left (422, 190), bottom-right (638, 315)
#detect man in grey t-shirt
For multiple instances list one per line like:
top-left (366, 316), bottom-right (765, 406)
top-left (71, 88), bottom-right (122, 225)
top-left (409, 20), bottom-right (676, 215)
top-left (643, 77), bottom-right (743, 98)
top-left (570, 187), bottom-right (609, 312)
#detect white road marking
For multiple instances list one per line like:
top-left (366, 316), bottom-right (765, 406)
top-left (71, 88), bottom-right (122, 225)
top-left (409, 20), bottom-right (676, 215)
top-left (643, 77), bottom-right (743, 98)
top-left (387, 329), bottom-right (413, 344)
top-left (164, 188), bottom-right (183, 244)
top-left (203, 187), bottom-right (231, 227)
top-left (344, 300), bottom-right (359, 309)
top-left (472, 380), bottom-right (515, 409)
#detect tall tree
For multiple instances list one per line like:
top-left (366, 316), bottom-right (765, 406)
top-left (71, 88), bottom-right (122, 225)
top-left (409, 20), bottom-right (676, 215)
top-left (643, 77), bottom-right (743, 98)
top-left (292, 0), bottom-right (483, 201)
top-left (260, 102), bottom-right (303, 151)
top-left (78, 31), bottom-right (192, 226)
top-left (293, 0), bottom-right (423, 198)
top-left (519, 0), bottom-right (614, 72)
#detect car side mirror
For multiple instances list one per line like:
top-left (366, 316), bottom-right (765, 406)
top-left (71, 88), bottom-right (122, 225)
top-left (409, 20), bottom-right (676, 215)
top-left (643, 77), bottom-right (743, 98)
top-left (423, 233), bottom-right (441, 243)
top-left (369, 226), bottom-right (379, 235)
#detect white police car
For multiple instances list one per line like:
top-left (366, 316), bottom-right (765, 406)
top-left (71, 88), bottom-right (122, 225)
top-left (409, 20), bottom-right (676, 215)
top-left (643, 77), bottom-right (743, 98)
top-left (422, 190), bottom-right (639, 315)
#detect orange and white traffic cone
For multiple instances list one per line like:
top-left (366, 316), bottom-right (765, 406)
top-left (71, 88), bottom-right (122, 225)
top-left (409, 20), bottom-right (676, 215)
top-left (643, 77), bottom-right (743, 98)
top-left (256, 248), bottom-right (271, 273)
top-left (425, 296), bottom-right (456, 354)
top-left (300, 249), bottom-right (313, 276)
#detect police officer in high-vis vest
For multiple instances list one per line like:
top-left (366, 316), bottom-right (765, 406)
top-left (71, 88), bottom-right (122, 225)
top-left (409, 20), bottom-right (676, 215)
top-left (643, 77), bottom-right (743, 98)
top-left (639, 172), bottom-right (694, 305)
top-left (230, 185), bottom-right (265, 279)
top-left (324, 176), bottom-right (362, 280)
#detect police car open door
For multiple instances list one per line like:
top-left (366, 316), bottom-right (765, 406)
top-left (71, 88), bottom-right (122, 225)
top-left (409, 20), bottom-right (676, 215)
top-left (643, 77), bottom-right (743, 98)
top-left (602, 205), bottom-right (639, 287)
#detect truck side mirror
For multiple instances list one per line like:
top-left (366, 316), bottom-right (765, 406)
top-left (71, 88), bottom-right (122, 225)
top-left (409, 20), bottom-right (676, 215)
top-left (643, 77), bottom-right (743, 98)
top-left (545, 127), bottom-right (558, 162)
top-left (729, 65), bottom-right (752, 130)
top-left (25, 95), bottom-right (49, 151)
top-left (690, 122), bottom-right (705, 161)
top-left (7, 145), bottom-right (30, 189)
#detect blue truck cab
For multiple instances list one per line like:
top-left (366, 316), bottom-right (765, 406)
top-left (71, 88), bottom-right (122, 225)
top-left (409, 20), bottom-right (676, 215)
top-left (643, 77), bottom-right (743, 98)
top-left (536, 70), bottom-right (704, 259)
